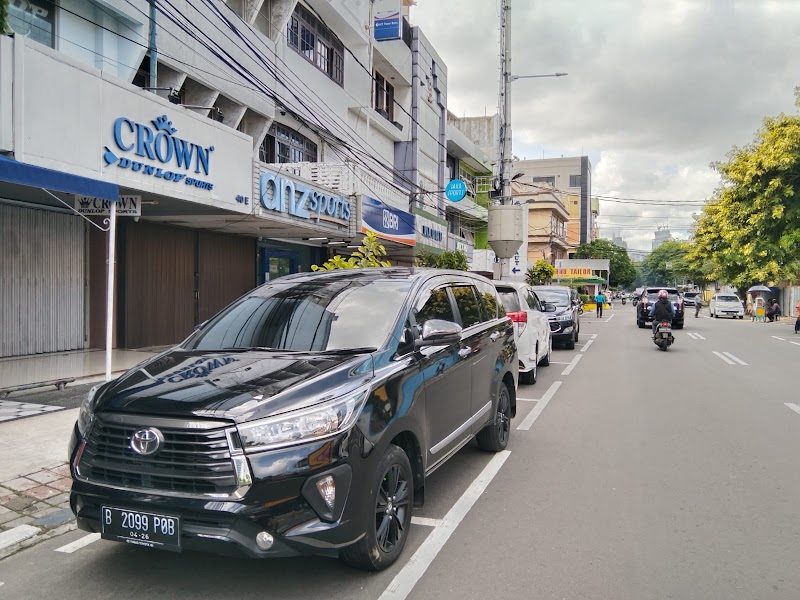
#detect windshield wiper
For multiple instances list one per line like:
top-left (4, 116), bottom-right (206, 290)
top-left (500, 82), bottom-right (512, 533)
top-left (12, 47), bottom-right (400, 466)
top-left (219, 346), bottom-right (303, 353)
top-left (309, 347), bottom-right (378, 355)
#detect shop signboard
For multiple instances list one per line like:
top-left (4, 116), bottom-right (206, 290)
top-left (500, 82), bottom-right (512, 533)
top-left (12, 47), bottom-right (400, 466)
top-left (373, 0), bottom-right (403, 41)
top-left (74, 195), bottom-right (141, 217)
top-left (445, 179), bottom-right (468, 202)
top-left (258, 169), bottom-right (352, 225)
top-left (361, 196), bottom-right (415, 246)
top-left (415, 214), bottom-right (446, 250)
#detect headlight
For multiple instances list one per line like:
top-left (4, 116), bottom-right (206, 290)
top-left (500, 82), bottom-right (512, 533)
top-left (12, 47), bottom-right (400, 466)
top-left (77, 384), bottom-right (101, 438)
top-left (237, 387), bottom-right (370, 453)
top-left (556, 313), bottom-right (573, 322)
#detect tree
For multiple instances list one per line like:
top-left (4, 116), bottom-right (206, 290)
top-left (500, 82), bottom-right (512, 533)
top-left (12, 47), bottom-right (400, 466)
top-left (311, 231), bottom-right (391, 271)
top-left (414, 249), bottom-right (469, 271)
top-left (691, 91), bottom-right (800, 289)
top-left (573, 239), bottom-right (636, 288)
top-left (525, 259), bottom-right (555, 285)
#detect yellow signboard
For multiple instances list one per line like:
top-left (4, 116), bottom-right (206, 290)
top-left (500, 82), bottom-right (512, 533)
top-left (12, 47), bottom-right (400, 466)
top-left (555, 268), bottom-right (593, 277)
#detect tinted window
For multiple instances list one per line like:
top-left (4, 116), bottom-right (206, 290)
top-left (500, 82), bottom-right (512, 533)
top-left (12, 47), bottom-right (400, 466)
top-left (647, 292), bottom-right (679, 302)
top-left (497, 288), bottom-right (522, 313)
top-left (717, 295), bottom-right (740, 302)
top-left (415, 288), bottom-right (456, 329)
top-left (533, 288), bottom-right (571, 306)
top-left (187, 279), bottom-right (409, 351)
top-left (451, 286), bottom-right (483, 328)
top-left (475, 280), bottom-right (501, 320)
top-left (525, 289), bottom-right (542, 311)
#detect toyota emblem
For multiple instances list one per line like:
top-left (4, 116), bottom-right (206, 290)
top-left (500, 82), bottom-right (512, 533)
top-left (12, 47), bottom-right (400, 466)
top-left (130, 428), bottom-right (164, 456)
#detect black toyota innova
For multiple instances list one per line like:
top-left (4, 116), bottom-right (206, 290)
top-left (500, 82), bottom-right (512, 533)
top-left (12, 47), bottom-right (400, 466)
top-left (69, 268), bottom-right (517, 570)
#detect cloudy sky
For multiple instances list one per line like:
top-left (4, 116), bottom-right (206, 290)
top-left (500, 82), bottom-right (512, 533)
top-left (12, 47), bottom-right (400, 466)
top-left (411, 0), bottom-right (800, 253)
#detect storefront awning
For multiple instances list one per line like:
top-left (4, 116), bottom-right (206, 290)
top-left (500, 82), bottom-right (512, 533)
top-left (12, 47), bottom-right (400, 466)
top-left (556, 276), bottom-right (607, 284)
top-left (0, 155), bottom-right (119, 201)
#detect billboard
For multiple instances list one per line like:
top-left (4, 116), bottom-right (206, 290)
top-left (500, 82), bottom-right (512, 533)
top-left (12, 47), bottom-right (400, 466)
top-left (374, 0), bottom-right (403, 41)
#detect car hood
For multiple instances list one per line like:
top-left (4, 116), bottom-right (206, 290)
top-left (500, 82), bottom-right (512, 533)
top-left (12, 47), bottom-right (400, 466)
top-left (94, 349), bottom-right (375, 424)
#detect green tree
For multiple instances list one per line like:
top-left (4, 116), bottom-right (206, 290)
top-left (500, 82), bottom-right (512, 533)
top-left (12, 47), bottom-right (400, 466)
top-left (573, 239), bottom-right (636, 288)
top-left (643, 241), bottom-right (694, 285)
top-left (692, 91), bottom-right (800, 289)
top-left (311, 231), bottom-right (391, 271)
top-left (414, 249), bottom-right (469, 271)
top-left (525, 259), bottom-right (555, 285)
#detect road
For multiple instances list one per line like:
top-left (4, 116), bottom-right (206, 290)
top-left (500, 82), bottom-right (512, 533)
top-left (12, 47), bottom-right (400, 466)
top-left (2, 307), bottom-right (799, 599)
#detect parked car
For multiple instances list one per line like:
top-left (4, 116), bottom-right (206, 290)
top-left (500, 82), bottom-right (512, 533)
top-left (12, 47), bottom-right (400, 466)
top-left (636, 287), bottom-right (685, 329)
top-left (530, 285), bottom-right (581, 349)
top-left (709, 293), bottom-right (745, 318)
top-left (495, 282), bottom-right (553, 384)
top-left (68, 268), bottom-right (518, 571)
top-left (683, 291), bottom-right (701, 307)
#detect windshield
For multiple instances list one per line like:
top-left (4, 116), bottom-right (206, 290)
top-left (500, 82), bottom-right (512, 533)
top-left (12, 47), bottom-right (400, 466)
top-left (646, 291), bottom-right (679, 302)
top-left (533, 288), bottom-right (570, 306)
top-left (186, 279), bottom-right (411, 352)
top-left (717, 295), bottom-right (740, 302)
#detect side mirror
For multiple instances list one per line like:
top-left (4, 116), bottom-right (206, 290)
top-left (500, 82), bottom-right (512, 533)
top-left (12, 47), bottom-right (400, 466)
top-left (414, 319), bottom-right (463, 349)
top-left (543, 303), bottom-right (557, 313)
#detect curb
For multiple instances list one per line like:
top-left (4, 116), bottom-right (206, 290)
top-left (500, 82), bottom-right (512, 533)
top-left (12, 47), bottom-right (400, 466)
top-left (0, 521), bottom-right (76, 561)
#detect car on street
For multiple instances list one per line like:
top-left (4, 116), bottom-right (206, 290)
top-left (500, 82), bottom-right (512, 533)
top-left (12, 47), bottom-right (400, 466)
top-left (636, 287), bottom-right (685, 329)
top-left (709, 293), bottom-right (745, 318)
top-left (495, 281), bottom-right (552, 384)
top-left (682, 291), bottom-right (702, 307)
top-left (68, 268), bottom-right (518, 571)
top-left (530, 285), bottom-right (581, 349)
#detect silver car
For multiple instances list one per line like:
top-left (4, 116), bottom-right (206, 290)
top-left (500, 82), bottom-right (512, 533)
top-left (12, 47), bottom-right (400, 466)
top-left (709, 294), bottom-right (745, 318)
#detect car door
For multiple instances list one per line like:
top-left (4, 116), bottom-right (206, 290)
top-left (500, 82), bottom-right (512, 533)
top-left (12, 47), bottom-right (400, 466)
top-left (523, 287), bottom-right (550, 362)
top-left (411, 278), bottom-right (473, 469)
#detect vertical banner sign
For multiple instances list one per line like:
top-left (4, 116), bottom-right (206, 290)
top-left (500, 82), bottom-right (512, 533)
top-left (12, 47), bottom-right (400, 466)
top-left (374, 0), bottom-right (403, 41)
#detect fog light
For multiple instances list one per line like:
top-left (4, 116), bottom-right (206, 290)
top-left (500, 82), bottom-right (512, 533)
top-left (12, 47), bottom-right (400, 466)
top-left (255, 531), bottom-right (274, 550)
top-left (232, 455), bottom-right (252, 486)
top-left (316, 475), bottom-right (336, 510)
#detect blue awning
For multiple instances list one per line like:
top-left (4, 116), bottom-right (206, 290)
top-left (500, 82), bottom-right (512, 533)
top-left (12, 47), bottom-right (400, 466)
top-left (0, 154), bottom-right (119, 201)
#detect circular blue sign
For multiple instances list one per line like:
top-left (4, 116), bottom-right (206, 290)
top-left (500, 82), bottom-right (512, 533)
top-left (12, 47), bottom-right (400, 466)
top-left (445, 179), bottom-right (468, 202)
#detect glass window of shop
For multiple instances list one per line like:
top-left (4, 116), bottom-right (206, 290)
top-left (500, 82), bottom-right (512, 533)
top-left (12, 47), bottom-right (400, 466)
top-left (259, 123), bottom-right (318, 164)
top-left (9, 0), bottom-right (55, 48)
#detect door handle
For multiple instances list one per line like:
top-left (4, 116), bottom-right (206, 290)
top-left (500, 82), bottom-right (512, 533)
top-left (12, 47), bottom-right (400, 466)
top-left (490, 332), bottom-right (502, 342)
top-left (458, 346), bottom-right (472, 358)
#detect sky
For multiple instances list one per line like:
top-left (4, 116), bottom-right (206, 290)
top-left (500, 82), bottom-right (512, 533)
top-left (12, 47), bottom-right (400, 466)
top-left (410, 0), bottom-right (800, 253)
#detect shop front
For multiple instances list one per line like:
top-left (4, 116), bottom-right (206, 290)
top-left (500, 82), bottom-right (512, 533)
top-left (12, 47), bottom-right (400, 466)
top-left (0, 37), bottom-right (256, 355)
top-left (414, 210), bottom-right (448, 256)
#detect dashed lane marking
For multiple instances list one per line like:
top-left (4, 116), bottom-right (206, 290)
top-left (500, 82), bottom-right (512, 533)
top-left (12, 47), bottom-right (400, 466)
top-left (517, 382), bottom-right (562, 431)
top-left (687, 332), bottom-right (698, 340)
top-left (605, 314), bottom-right (615, 322)
top-left (549, 361), bottom-right (571, 365)
top-left (378, 451), bottom-right (511, 600)
top-left (516, 397), bottom-right (538, 402)
top-left (561, 354), bottom-right (582, 375)
top-left (55, 533), bottom-right (101, 554)
top-left (411, 517), bottom-right (443, 527)
top-left (713, 351), bottom-right (735, 365)
top-left (791, 342), bottom-right (800, 347)
top-left (694, 333), bottom-right (706, 340)
top-left (687, 332), bottom-right (706, 340)
top-left (580, 339), bottom-right (594, 352)
top-left (591, 334), bottom-right (598, 339)
top-left (722, 352), bottom-right (748, 366)
top-left (772, 336), bottom-right (786, 341)
top-left (784, 403), bottom-right (800, 416)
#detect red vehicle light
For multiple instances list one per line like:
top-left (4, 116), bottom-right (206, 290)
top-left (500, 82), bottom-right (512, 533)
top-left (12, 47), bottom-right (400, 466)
top-left (508, 311), bottom-right (527, 323)
top-left (661, 321), bottom-right (670, 326)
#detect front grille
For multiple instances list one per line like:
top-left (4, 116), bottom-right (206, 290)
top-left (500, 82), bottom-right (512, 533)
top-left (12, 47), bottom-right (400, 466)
top-left (79, 416), bottom-right (238, 496)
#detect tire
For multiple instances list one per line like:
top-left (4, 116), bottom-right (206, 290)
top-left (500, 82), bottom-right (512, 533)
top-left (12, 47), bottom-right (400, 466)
top-left (674, 322), bottom-right (683, 330)
top-left (637, 320), bottom-right (646, 329)
top-left (565, 339), bottom-right (576, 350)
top-left (340, 445), bottom-right (413, 571)
top-left (477, 382), bottom-right (512, 452)
top-left (714, 313), bottom-right (719, 318)
top-left (738, 316), bottom-right (744, 319)
top-left (539, 341), bottom-right (552, 367)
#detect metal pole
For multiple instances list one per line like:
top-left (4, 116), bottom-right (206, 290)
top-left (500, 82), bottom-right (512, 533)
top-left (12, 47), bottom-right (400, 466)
top-left (500, 0), bottom-right (512, 206)
top-left (149, 0), bottom-right (157, 89)
top-left (105, 202), bottom-right (117, 382)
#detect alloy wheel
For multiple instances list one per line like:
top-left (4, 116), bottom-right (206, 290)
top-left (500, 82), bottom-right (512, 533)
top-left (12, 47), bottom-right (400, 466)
top-left (496, 386), bottom-right (511, 446)
top-left (374, 464), bottom-right (410, 553)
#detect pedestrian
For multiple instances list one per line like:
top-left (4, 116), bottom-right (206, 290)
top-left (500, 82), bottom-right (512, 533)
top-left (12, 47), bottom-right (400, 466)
top-left (766, 299), bottom-right (781, 322)
top-left (595, 290), bottom-right (605, 318)
top-left (795, 300), bottom-right (800, 334)
top-left (694, 294), bottom-right (702, 318)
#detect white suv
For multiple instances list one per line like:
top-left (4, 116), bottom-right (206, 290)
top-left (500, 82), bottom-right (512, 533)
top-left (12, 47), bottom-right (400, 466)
top-left (496, 282), bottom-right (552, 384)
top-left (709, 294), bottom-right (745, 318)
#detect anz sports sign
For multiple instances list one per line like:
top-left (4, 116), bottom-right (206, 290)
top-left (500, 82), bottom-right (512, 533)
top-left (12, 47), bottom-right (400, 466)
top-left (259, 170), bottom-right (352, 224)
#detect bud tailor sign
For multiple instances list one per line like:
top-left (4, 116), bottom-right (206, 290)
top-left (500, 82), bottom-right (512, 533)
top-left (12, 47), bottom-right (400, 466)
top-left (361, 196), bottom-right (416, 247)
top-left (103, 114), bottom-right (215, 190)
top-left (259, 170), bottom-right (352, 223)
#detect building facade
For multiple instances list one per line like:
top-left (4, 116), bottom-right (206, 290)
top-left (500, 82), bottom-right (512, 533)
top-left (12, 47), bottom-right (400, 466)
top-left (652, 226), bottom-right (674, 250)
top-left (511, 183), bottom-right (569, 266)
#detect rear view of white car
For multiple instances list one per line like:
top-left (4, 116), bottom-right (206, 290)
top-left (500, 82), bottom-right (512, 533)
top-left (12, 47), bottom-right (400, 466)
top-left (495, 282), bottom-right (552, 384)
top-left (710, 294), bottom-right (745, 318)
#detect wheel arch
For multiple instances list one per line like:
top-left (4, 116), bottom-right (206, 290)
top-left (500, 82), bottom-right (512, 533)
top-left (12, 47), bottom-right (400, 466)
top-left (502, 371), bottom-right (517, 418)
top-left (388, 430), bottom-right (425, 507)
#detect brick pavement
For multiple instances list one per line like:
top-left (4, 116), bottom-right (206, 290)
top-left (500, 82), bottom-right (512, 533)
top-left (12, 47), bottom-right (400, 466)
top-left (0, 464), bottom-right (73, 534)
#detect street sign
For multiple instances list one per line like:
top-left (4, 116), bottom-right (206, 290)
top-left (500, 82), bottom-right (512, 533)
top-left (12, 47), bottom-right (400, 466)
top-left (75, 195), bottom-right (141, 216)
top-left (512, 267), bottom-right (520, 274)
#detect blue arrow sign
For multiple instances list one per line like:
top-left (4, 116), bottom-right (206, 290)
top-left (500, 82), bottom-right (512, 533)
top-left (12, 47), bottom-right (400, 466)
top-left (511, 267), bottom-right (520, 274)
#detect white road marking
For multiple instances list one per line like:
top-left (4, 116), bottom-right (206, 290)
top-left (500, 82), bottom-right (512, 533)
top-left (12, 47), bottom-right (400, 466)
top-left (378, 451), bottom-right (511, 600)
top-left (590, 334), bottom-right (598, 340)
top-left (580, 339), bottom-right (594, 352)
top-left (516, 397), bottom-right (538, 402)
top-left (791, 342), bottom-right (800, 347)
top-left (713, 351), bottom-right (735, 365)
top-left (722, 352), bottom-right (748, 366)
top-left (517, 381), bottom-right (562, 431)
top-left (772, 336), bottom-right (786, 341)
top-left (55, 533), bottom-right (101, 554)
top-left (0, 582), bottom-right (4, 588)
top-left (605, 314), bottom-right (615, 322)
top-left (561, 354), bottom-right (582, 375)
top-left (0, 525), bottom-right (40, 551)
top-left (410, 517), bottom-right (443, 527)
top-left (784, 403), bottom-right (800, 415)
top-left (694, 333), bottom-right (706, 340)
top-left (687, 332), bottom-right (698, 340)
top-left (549, 361), bottom-right (571, 365)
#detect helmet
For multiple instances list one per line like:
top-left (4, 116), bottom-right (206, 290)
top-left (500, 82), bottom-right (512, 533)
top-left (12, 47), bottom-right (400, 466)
top-left (658, 289), bottom-right (669, 299)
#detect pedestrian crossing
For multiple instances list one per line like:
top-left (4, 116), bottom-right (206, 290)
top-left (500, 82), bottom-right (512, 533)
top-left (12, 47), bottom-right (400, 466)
top-left (0, 400), bottom-right (65, 423)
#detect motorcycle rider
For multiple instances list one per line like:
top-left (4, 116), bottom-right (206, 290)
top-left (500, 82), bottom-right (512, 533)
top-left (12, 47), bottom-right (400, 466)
top-left (649, 289), bottom-right (675, 336)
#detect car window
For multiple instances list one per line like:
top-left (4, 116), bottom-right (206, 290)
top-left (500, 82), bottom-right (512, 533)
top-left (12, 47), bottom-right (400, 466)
top-left (497, 288), bottom-right (522, 313)
top-left (187, 279), bottom-right (409, 352)
top-left (415, 287), bottom-right (456, 329)
top-left (475, 280), bottom-right (501, 320)
top-left (533, 288), bottom-right (570, 306)
top-left (451, 285), bottom-right (484, 328)
top-left (525, 289), bottom-right (542, 311)
top-left (717, 295), bottom-right (740, 302)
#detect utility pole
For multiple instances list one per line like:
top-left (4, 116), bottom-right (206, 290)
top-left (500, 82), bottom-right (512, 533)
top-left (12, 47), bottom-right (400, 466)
top-left (499, 0), bottom-right (512, 206)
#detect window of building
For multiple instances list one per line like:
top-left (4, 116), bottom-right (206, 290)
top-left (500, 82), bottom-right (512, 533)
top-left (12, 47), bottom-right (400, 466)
top-left (287, 5), bottom-right (344, 86)
top-left (373, 71), bottom-right (394, 121)
top-left (8, 0), bottom-right (55, 48)
top-left (260, 123), bottom-right (318, 164)
top-left (531, 176), bottom-right (556, 186)
top-left (447, 155), bottom-right (459, 181)
top-left (569, 174), bottom-right (582, 188)
top-left (458, 167), bottom-right (476, 195)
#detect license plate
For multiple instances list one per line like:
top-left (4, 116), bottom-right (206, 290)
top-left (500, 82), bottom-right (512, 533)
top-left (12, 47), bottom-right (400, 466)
top-left (101, 507), bottom-right (181, 552)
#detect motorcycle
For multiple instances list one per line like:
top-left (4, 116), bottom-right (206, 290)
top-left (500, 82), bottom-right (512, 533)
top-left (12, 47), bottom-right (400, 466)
top-left (653, 321), bottom-right (674, 351)
top-left (632, 297), bottom-right (639, 307)
top-left (622, 297), bottom-right (627, 305)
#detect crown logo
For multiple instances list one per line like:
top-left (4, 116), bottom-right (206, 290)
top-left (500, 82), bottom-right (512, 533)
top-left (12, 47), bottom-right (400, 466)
top-left (152, 115), bottom-right (177, 135)
top-left (78, 198), bottom-right (92, 208)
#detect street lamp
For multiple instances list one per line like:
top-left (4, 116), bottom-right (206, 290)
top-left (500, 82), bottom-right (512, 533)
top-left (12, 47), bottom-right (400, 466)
top-left (509, 72), bottom-right (568, 83)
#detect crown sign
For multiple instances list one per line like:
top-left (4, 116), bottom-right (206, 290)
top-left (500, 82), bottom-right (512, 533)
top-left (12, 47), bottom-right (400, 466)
top-left (79, 198), bottom-right (92, 208)
top-left (152, 115), bottom-right (177, 135)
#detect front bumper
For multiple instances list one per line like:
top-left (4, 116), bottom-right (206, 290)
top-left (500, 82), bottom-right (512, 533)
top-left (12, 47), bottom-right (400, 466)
top-left (68, 424), bottom-right (372, 559)
top-left (548, 320), bottom-right (575, 343)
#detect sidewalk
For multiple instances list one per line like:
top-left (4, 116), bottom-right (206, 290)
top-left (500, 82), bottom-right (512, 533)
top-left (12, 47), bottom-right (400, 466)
top-left (0, 409), bottom-right (79, 559)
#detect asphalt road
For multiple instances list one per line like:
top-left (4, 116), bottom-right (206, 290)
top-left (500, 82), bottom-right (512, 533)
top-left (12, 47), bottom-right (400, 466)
top-left (2, 307), bottom-right (799, 599)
